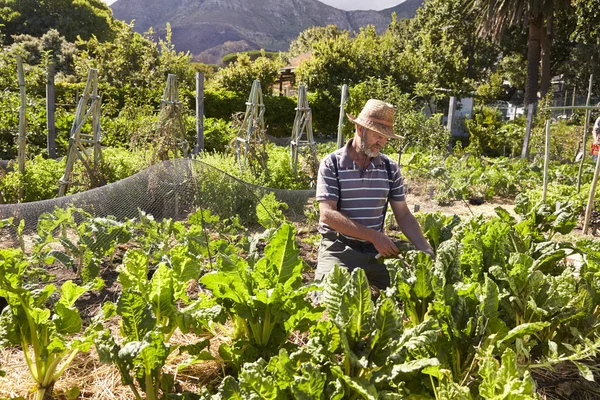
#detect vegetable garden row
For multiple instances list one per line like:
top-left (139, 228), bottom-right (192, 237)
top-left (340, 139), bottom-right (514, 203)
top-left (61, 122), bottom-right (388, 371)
top-left (0, 189), bottom-right (599, 399)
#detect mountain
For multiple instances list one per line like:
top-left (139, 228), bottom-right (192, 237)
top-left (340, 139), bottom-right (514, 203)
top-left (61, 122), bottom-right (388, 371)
top-left (110, 0), bottom-right (422, 65)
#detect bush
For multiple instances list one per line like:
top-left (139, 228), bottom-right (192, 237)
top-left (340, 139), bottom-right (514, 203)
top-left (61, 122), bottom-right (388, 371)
top-left (0, 155), bottom-right (64, 203)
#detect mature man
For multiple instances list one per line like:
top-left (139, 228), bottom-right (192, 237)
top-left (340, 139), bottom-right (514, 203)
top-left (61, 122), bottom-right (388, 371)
top-left (315, 99), bottom-right (433, 289)
top-left (592, 115), bottom-right (600, 163)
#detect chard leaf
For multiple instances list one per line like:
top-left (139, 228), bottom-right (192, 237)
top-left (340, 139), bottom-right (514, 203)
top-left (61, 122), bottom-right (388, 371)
top-left (118, 250), bottom-right (150, 294)
top-left (323, 264), bottom-right (350, 324)
top-left (346, 268), bottom-right (374, 341)
top-left (388, 357), bottom-right (440, 381)
top-left (479, 275), bottom-right (499, 319)
top-left (149, 263), bottom-right (175, 323)
top-left (200, 254), bottom-right (250, 304)
top-left (500, 322), bottom-right (550, 345)
top-left (53, 302), bottom-right (82, 334)
top-left (263, 223), bottom-right (303, 288)
top-left (479, 348), bottom-right (535, 399)
top-left (117, 290), bottom-right (155, 341)
top-left (293, 362), bottom-right (327, 400)
top-left (331, 365), bottom-right (377, 400)
top-left (239, 359), bottom-right (280, 399)
top-left (59, 281), bottom-right (87, 308)
top-left (167, 245), bottom-right (201, 301)
top-left (219, 376), bottom-right (243, 399)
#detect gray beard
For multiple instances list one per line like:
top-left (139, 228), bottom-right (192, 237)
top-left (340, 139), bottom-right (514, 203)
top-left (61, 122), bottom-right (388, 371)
top-left (359, 133), bottom-right (380, 158)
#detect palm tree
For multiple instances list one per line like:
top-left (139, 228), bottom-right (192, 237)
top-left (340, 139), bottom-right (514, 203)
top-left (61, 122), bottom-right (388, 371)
top-left (467, 0), bottom-right (571, 105)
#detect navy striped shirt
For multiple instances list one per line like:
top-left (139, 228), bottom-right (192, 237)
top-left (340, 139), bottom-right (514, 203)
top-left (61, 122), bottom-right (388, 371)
top-left (316, 139), bottom-right (405, 236)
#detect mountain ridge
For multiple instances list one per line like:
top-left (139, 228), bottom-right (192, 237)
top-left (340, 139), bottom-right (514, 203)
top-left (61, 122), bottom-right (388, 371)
top-left (110, 0), bottom-right (423, 64)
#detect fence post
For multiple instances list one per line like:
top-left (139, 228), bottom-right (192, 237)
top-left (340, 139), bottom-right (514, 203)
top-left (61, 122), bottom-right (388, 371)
top-left (447, 96), bottom-right (456, 134)
top-left (337, 84), bottom-right (348, 149)
top-left (47, 61), bottom-right (56, 158)
top-left (194, 72), bottom-right (205, 155)
top-left (542, 120), bottom-right (551, 202)
top-left (17, 55), bottom-right (27, 201)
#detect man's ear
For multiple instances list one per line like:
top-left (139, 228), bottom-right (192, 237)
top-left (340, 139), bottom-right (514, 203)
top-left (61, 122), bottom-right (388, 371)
top-left (356, 125), bottom-right (364, 138)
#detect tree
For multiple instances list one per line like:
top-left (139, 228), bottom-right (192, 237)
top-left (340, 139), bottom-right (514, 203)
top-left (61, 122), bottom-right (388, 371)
top-left (0, 0), bottom-right (116, 43)
top-left (208, 51), bottom-right (281, 95)
top-left (468, 0), bottom-right (573, 105)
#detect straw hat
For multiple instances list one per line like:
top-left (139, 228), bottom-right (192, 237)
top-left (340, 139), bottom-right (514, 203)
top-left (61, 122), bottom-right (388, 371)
top-left (347, 99), bottom-right (401, 140)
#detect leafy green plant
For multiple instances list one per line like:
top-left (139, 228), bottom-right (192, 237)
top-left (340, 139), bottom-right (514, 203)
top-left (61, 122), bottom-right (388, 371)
top-left (200, 223), bottom-right (320, 370)
top-left (256, 192), bottom-right (288, 229)
top-left (96, 247), bottom-right (221, 400)
top-left (0, 248), bottom-right (102, 400)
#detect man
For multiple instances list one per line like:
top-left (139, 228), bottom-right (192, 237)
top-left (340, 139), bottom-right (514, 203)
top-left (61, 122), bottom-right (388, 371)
top-left (315, 99), bottom-right (433, 289)
top-left (592, 115), bottom-right (600, 163)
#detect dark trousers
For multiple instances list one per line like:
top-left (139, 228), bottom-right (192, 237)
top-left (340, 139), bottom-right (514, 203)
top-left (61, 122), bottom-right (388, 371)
top-left (315, 233), bottom-right (391, 289)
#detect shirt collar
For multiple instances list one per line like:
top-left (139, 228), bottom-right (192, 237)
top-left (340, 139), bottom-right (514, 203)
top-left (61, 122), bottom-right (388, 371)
top-left (338, 138), bottom-right (383, 169)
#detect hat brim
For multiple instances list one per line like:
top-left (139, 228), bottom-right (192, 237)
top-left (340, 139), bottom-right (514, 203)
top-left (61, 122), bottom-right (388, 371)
top-left (347, 113), bottom-right (403, 140)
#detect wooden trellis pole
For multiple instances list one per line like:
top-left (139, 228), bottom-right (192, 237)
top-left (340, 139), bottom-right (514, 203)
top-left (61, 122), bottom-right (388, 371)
top-left (290, 84), bottom-right (317, 176)
top-left (58, 68), bottom-right (104, 196)
top-left (235, 80), bottom-right (266, 169)
top-left (153, 74), bottom-right (188, 161)
top-left (337, 84), bottom-right (348, 149)
top-left (16, 55), bottom-right (26, 201)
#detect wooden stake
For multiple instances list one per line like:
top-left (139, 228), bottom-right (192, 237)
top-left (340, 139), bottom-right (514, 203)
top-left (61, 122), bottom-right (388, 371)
top-left (336, 84), bottom-right (348, 149)
top-left (542, 120), bottom-right (551, 202)
top-left (194, 72), bottom-right (205, 155)
top-left (16, 55), bottom-right (26, 201)
top-left (47, 61), bottom-right (56, 158)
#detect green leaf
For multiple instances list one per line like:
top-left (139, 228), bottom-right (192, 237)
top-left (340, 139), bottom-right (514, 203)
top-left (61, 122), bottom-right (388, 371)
top-left (118, 250), bottom-right (150, 294)
top-left (331, 365), bottom-right (377, 400)
top-left (59, 281), bottom-right (87, 308)
top-left (149, 263), bottom-right (175, 323)
top-left (262, 223), bottom-right (303, 288)
top-left (116, 290), bottom-right (155, 341)
top-left (346, 268), bottom-right (374, 341)
top-left (500, 322), bottom-right (550, 345)
top-left (573, 361), bottom-right (595, 382)
top-left (323, 264), bottom-right (350, 323)
top-left (54, 302), bottom-right (82, 334)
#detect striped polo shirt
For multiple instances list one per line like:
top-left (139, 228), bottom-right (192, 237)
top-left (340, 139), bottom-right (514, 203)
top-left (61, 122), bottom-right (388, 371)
top-left (316, 139), bottom-right (405, 236)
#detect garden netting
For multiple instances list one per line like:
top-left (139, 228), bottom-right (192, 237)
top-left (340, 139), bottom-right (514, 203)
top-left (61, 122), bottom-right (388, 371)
top-left (0, 158), bottom-right (315, 233)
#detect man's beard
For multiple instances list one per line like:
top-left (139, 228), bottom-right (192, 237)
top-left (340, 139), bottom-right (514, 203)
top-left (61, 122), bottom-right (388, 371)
top-left (359, 131), bottom-right (381, 158)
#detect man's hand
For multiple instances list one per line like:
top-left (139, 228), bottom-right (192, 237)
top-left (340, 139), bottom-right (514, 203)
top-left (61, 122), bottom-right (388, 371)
top-left (371, 231), bottom-right (400, 258)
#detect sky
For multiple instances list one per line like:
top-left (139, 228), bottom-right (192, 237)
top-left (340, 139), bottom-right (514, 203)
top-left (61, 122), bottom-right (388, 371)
top-left (101, 0), bottom-right (403, 11)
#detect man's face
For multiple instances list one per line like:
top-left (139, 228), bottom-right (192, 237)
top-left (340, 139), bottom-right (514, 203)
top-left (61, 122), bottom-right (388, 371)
top-left (358, 127), bottom-right (388, 158)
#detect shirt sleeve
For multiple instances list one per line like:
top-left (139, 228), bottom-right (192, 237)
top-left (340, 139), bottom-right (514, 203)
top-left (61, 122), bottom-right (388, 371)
top-left (316, 155), bottom-right (339, 202)
top-left (389, 162), bottom-right (406, 202)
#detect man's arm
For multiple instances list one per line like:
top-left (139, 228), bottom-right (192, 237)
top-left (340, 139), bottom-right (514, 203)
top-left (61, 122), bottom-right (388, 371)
top-left (594, 118), bottom-right (600, 144)
top-left (390, 200), bottom-right (434, 258)
top-left (319, 200), bottom-right (400, 257)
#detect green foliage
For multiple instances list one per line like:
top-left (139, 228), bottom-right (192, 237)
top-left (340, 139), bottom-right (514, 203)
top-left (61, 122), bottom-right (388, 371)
top-left (96, 246), bottom-right (221, 400)
top-left (0, 0), bottom-right (117, 44)
top-left (201, 118), bottom-right (236, 153)
top-left (0, 156), bottom-right (64, 203)
top-left (200, 224), bottom-right (320, 370)
top-left (256, 192), bottom-right (288, 229)
top-left (208, 52), bottom-right (280, 95)
top-left (464, 106), bottom-right (505, 156)
top-left (222, 50), bottom-right (279, 65)
top-left (0, 248), bottom-right (102, 400)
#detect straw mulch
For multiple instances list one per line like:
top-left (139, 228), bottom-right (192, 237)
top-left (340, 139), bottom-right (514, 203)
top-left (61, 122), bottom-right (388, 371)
top-left (0, 325), bottom-right (223, 399)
